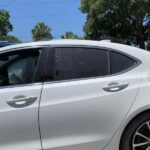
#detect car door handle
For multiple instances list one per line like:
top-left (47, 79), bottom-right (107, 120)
top-left (103, 82), bottom-right (129, 92)
top-left (7, 96), bottom-right (37, 108)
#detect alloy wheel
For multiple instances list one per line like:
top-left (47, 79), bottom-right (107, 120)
top-left (132, 121), bottom-right (150, 150)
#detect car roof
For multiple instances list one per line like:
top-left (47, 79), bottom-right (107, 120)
top-left (0, 39), bottom-right (149, 62)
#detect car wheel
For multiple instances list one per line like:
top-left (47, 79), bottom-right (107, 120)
top-left (120, 112), bottom-right (150, 150)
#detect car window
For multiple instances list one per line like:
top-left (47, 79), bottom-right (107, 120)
top-left (110, 51), bottom-right (137, 74)
top-left (0, 49), bottom-right (40, 86)
top-left (54, 47), bottom-right (109, 81)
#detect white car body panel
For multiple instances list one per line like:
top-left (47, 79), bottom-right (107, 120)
top-left (0, 84), bottom-right (42, 150)
top-left (40, 66), bottom-right (142, 150)
top-left (104, 61), bottom-right (150, 150)
top-left (0, 40), bottom-right (150, 150)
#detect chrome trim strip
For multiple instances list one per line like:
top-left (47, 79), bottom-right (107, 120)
top-left (49, 44), bottom-right (142, 64)
top-left (43, 45), bottom-right (142, 84)
top-left (0, 44), bottom-right (142, 87)
top-left (0, 45), bottom-right (50, 54)
top-left (0, 83), bottom-right (43, 89)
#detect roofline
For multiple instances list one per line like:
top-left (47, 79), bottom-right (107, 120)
top-left (0, 39), bottom-right (148, 60)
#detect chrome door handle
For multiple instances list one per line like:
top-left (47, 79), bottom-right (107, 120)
top-left (103, 82), bottom-right (128, 92)
top-left (7, 95), bottom-right (37, 108)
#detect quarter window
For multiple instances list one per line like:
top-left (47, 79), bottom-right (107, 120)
top-left (110, 51), bottom-right (137, 74)
top-left (0, 49), bottom-right (40, 86)
top-left (54, 47), bottom-right (109, 80)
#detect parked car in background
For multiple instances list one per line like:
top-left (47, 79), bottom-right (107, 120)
top-left (0, 41), bottom-right (16, 48)
top-left (0, 40), bottom-right (149, 150)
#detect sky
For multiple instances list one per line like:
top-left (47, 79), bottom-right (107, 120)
top-left (0, 0), bottom-right (86, 42)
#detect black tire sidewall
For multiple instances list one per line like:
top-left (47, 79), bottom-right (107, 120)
top-left (120, 112), bottom-right (150, 150)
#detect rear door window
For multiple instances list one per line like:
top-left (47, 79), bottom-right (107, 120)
top-left (54, 47), bottom-right (109, 81)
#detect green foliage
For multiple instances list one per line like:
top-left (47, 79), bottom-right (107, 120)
top-left (61, 32), bottom-right (83, 39)
top-left (80, 0), bottom-right (150, 49)
top-left (147, 41), bottom-right (150, 51)
top-left (0, 9), bottom-right (13, 36)
top-left (61, 32), bottom-right (75, 39)
top-left (0, 35), bottom-right (21, 43)
top-left (32, 22), bottom-right (52, 41)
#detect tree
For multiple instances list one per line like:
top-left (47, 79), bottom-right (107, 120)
top-left (0, 9), bottom-right (13, 36)
top-left (0, 35), bottom-right (21, 43)
top-left (80, 0), bottom-right (150, 49)
top-left (61, 32), bottom-right (83, 39)
top-left (0, 9), bottom-right (21, 42)
top-left (32, 22), bottom-right (52, 41)
top-left (147, 41), bottom-right (150, 51)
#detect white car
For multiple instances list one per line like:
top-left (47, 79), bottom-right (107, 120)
top-left (0, 40), bottom-right (149, 150)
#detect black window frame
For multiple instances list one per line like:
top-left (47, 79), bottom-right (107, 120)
top-left (44, 46), bottom-right (141, 82)
top-left (0, 46), bottom-right (48, 88)
top-left (34, 47), bottom-right (49, 83)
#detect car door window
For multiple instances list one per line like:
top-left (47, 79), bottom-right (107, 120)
top-left (54, 47), bottom-right (109, 81)
top-left (45, 47), bottom-right (139, 82)
top-left (110, 51), bottom-right (137, 74)
top-left (0, 49), bottom-right (40, 86)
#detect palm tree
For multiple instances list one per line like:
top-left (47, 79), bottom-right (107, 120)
top-left (32, 22), bottom-right (52, 41)
top-left (61, 32), bottom-right (82, 39)
top-left (61, 32), bottom-right (74, 39)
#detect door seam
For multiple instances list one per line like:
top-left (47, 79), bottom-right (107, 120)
top-left (38, 83), bottom-right (44, 150)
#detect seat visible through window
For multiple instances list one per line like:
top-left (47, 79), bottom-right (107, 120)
top-left (0, 49), bottom-right (40, 86)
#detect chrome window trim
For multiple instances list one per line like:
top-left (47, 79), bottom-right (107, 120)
top-left (49, 44), bottom-right (141, 64)
top-left (0, 83), bottom-right (43, 89)
top-left (0, 45), bottom-right (50, 54)
top-left (43, 45), bottom-right (142, 84)
top-left (43, 64), bottom-right (140, 85)
top-left (0, 44), bottom-right (142, 86)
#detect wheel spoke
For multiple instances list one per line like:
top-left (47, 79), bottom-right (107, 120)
top-left (135, 132), bottom-right (150, 141)
top-left (132, 120), bottom-right (150, 150)
top-left (133, 141), bottom-right (149, 148)
top-left (146, 121), bottom-right (150, 130)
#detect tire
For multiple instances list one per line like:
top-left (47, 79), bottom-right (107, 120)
top-left (120, 112), bottom-right (150, 150)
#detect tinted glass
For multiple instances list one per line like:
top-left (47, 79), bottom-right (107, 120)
top-left (0, 42), bottom-right (15, 48)
top-left (54, 47), bottom-right (109, 80)
top-left (0, 49), bottom-right (40, 86)
top-left (110, 51), bottom-right (136, 74)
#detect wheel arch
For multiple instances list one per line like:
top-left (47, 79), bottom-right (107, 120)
top-left (119, 108), bottom-right (150, 149)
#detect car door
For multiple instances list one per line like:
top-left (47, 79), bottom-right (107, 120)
top-left (40, 46), bottom-right (142, 150)
top-left (0, 47), bottom-right (47, 150)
